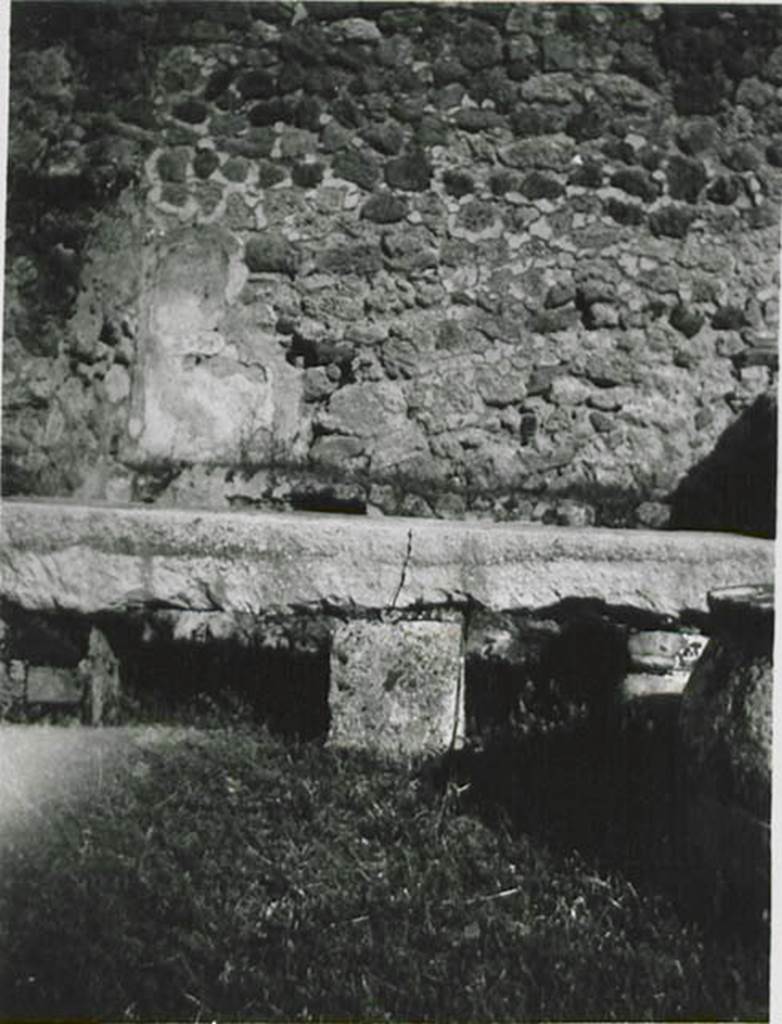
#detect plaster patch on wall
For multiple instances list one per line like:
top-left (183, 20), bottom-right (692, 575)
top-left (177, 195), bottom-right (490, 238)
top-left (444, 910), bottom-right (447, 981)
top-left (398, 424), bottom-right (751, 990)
top-left (128, 225), bottom-right (305, 464)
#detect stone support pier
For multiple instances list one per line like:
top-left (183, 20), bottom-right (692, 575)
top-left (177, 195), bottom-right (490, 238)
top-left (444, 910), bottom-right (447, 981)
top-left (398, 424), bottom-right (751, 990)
top-left (330, 617), bottom-right (465, 755)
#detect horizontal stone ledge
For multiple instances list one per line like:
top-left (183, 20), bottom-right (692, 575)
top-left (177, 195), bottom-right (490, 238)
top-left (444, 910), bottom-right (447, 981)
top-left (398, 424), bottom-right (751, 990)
top-left (0, 499), bottom-right (774, 619)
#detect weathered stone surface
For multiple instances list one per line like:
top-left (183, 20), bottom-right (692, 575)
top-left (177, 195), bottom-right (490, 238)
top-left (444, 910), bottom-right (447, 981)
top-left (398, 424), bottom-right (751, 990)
top-left (648, 204), bottom-right (697, 239)
top-left (679, 584), bottom-right (773, 924)
top-left (4, 3), bottom-right (781, 531)
top-left (627, 630), bottom-right (706, 675)
top-left (127, 226), bottom-right (304, 464)
top-left (666, 154), bottom-right (708, 203)
top-left (384, 148), bottom-right (432, 191)
top-left (1, 501), bottom-right (774, 618)
top-left (245, 231), bottom-right (300, 275)
top-left (499, 135), bottom-right (574, 171)
top-left (329, 619), bottom-right (464, 754)
top-left (619, 670), bottom-right (691, 701)
top-left (79, 627), bottom-right (121, 725)
top-left (193, 147), bottom-right (220, 179)
top-left (331, 148), bottom-right (380, 189)
top-left (25, 665), bottom-right (82, 705)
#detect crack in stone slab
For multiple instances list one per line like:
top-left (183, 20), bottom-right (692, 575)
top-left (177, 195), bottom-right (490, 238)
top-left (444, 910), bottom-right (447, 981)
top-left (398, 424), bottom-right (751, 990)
top-left (390, 528), bottom-right (414, 609)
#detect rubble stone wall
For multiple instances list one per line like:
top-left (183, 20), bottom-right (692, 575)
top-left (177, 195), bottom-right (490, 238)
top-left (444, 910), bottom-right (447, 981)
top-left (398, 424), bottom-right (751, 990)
top-left (3, 2), bottom-right (780, 527)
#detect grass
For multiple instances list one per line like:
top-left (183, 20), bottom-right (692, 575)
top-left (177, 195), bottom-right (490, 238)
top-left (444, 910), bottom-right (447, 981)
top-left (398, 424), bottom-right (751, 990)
top-left (0, 723), bottom-right (769, 1022)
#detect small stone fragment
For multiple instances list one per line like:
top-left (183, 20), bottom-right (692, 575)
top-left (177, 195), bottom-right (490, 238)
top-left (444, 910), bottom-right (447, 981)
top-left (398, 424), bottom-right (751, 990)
top-left (172, 97), bottom-right (208, 124)
top-left (222, 156), bottom-right (249, 182)
top-left (248, 98), bottom-right (288, 127)
top-left (193, 148), bottom-right (220, 179)
top-left (724, 142), bottom-right (763, 172)
top-left (604, 198), bottom-right (645, 226)
top-left (332, 148), bottom-right (380, 189)
top-left (545, 282), bottom-right (575, 308)
top-left (384, 148), bottom-right (432, 191)
top-left (245, 231), bottom-right (300, 276)
top-left (257, 160), bottom-right (287, 188)
top-left (156, 148), bottom-right (189, 183)
top-left (361, 193), bottom-right (408, 223)
top-left (610, 167), bottom-right (660, 203)
top-left (316, 242), bottom-right (383, 276)
top-left (291, 162), bottom-right (324, 188)
top-left (362, 121), bottom-right (405, 156)
top-left (676, 117), bottom-right (718, 155)
top-left (521, 171), bottom-right (564, 200)
top-left (294, 95), bottom-right (321, 131)
top-left (649, 205), bottom-right (697, 239)
top-left (666, 154), bottom-right (708, 203)
top-left (669, 304), bottom-right (704, 339)
top-left (455, 108), bottom-right (504, 132)
top-left (236, 68), bottom-right (276, 100)
top-left (712, 306), bottom-right (748, 331)
top-left (706, 174), bottom-right (741, 205)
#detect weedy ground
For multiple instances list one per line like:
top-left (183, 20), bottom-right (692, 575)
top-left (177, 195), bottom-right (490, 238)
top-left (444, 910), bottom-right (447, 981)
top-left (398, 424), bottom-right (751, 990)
top-left (0, 717), bottom-right (768, 1022)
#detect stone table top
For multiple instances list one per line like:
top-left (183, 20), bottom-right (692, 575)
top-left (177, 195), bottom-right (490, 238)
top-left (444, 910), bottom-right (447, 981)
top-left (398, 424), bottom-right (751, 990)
top-left (0, 498), bottom-right (775, 618)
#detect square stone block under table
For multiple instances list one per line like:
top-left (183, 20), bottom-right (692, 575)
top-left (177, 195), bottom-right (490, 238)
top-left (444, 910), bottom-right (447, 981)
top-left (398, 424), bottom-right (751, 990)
top-left (329, 619), bottom-right (464, 754)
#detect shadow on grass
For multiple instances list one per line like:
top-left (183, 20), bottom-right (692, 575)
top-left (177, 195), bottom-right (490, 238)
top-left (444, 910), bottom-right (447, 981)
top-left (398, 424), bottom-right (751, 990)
top-left (437, 693), bottom-right (769, 952)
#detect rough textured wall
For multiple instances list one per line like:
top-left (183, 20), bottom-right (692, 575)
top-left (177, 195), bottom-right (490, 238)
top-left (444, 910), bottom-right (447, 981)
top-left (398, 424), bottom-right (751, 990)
top-left (3, 2), bottom-right (779, 529)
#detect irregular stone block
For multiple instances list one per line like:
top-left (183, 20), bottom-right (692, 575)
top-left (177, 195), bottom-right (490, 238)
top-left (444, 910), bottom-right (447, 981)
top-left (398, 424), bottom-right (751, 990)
top-left (627, 630), bottom-right (707, 675)
top-left (362, 121), bottom-right (404, 156)
top-left (245, 231), bottom-right (300, 276)
top-left (0, 660), bottom-right (26, 718)
top-left (384, 148), bottom-right (432, 191)
top-left (648, 204), bottom-right (697, 239)
top-left (610, 167), bottom-right (660, 203)
top-left (361, 193), bottom-right (408, 223)
top-left (619, 671), bottom-right (691, 701)
top-left (332, 148), bottom-right (379, 190)
top-left (499, 135), bottom-right (574, 172)
top-left (666, 154), bottom-right (707, 203)
top-left (679, 584), bottom-right (773, 925)
top-left (26, 665), bottom-right (82, 705)
top-left (329, 619), bottom-right (464, 754)
top-left (172, 98), bottom-right (208, 124)
top-left (79, 628), bottom-right (121, 726)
